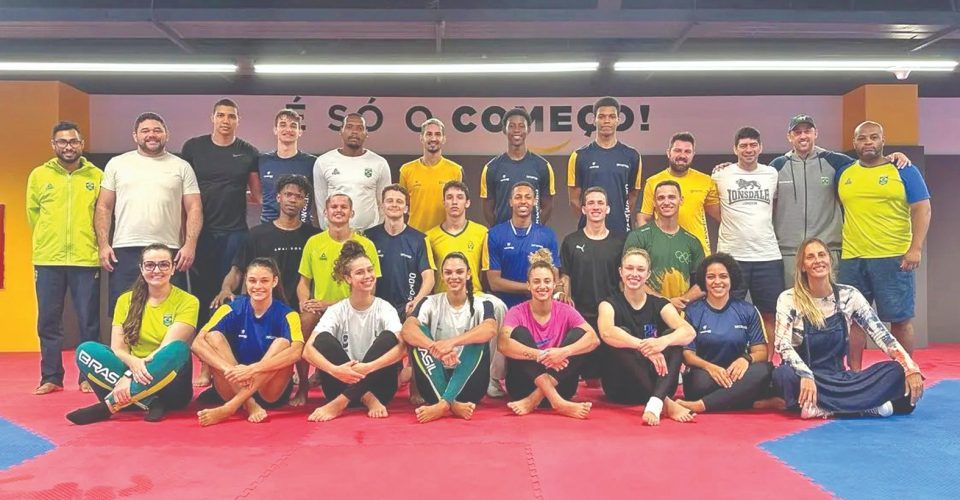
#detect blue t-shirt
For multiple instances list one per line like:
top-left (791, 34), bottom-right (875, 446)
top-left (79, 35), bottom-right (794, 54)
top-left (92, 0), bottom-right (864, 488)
top-left (480, 151), bottom-right (556, 225)
top-left (486, 221), bottom-right (559, 307)
top-left (683, 298), bottom-right (765, 367)
top-left (258, 151), bottom-right (317, 223)
top-left (364, 224), bottom-right (435, 315)
top-left (568, 141), bottom-right (642, 233)
top-left (204, 295), bottom-right (302, 365)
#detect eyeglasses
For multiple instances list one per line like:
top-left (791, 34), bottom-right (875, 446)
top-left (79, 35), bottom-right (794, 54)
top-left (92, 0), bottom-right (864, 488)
top-left (142, 261), bottom-right (173, 272)
top-left (53, 139), bottom-right (82, 147)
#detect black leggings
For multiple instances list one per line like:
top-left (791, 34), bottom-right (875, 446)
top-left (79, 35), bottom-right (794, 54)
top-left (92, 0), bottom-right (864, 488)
top-left (601, 345), bottom-right (683, 404)
top-left (505, 327), bottom-right (586, 401)
top-left (313, 331), bottom-right (401, 404)
top-left (683, 362), bottom-right (774, 411)
top-left (413, 348), bottom-right (490, 405)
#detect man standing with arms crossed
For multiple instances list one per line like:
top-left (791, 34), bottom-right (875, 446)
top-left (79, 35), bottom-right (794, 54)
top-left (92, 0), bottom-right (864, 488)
top-left (837, 121), bottom-right (930, 370)
top-left (96, 112), bottom-right (202, 313)
top-left (399, 118), bottom-right (463, 233)
top-left (258, 109), bottom-right (317, 224)
top-left (181, 98), bottom-right (261, 386)
top-left (480, 108), bottom-right (556, 226)
top-left (567, 97), bottom-right (642, 234)
top-left (314, 113), bottom-right (392, 231)
top-left (28, 122), bottom-right (102, 395)
top-left (712, 127), bottom-right (781, 357)
top-left (638, 132), bottom-right (720, 256)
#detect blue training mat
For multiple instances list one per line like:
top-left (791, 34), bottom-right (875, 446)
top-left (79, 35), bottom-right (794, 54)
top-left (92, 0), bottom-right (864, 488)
top-left (761, 379), bottom-right (960, 500)
top-left (0, 418), bottom-right (55, 470)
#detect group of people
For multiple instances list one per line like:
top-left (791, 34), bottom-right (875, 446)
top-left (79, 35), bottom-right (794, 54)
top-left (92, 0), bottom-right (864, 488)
top-left (27, 96), bottom-right (928, 427)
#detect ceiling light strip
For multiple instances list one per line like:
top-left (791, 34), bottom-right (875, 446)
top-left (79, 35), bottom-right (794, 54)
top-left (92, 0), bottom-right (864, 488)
top-left (0, 62), bottom-right (237, 73)
top-left (614, 60), bottom-right (958, 72)
top-left (254, 62), bottom-right (600, 75)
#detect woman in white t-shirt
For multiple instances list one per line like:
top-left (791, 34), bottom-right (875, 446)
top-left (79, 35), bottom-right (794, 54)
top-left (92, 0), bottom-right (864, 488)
top-left (400, 252), bottom-right (498, 423)
top-left (302, 240), bottom-right (405, 422)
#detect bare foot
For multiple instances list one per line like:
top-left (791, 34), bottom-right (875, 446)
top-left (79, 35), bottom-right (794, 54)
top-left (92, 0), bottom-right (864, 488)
top-left (197, 405), bottom-right (235, 427)
top-left (675, 399), bottom-right (706, 413)
top-left (665, 398), bottom-right (696, 423)
top-left (308, 397), bottom-right (349, 422)
top-left (289, 389), bottom-right (308, 408)
top-left (450, 401), bottom-right (476, 420)
top-left (752, 397), bottom-right (786, 410)
top-left (33, 382), bottom-right (63, 395)
top-left (244, 400), bottom-right (268, 423)
top-left (642, 411), bottom-right (660, 426)
top-left (79, 381), bottom-right (94, 393)
top-left (415, 401), bottom-right (450, 423)
top-left (507, 393), bottom-right (540, 416)
top-left (193, 369), bottom-right (212, 388)
top-left (554, 400), bottom-right (592, 420)
top-left (362, 394), bottom-right (388, 419)
top-left (409, 381), bottom-right (426, 405)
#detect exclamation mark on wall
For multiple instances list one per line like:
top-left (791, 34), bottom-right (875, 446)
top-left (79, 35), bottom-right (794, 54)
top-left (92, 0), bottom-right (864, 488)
top-left (639, 105), bottom-right (650, 131)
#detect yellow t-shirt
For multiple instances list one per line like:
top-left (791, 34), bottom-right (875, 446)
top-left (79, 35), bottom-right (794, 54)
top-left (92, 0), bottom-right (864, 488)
top-left (112, 286), bottom-right (199, 359)
top-left (426, 220), bottom-right (488, 293)
top-left (399, 157), bottom-right (464, 233)
top-left (640, 168), bottom-right (719, 255)
top-left (298, 231), bottom-right (381, 302)
top-left (836, 161), bottom-right (929, 258)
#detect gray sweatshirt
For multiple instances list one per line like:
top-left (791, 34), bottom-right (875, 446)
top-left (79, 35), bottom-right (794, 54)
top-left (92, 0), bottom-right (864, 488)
top-left (770, 146), bottom-right (853, 255)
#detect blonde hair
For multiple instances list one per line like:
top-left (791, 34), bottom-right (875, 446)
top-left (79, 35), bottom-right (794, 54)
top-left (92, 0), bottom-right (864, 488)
top-left (792, 238), bottom-right (833, 329)
top-left (621, 247), bottom-right (652, 267)
top-left (527, 248), bottom-right (557, 278)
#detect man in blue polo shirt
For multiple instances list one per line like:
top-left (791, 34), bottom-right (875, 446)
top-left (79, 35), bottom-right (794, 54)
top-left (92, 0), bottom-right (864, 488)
top-left (480, 107), bottom-right (556, 226)
top-left (364, 184), bottom-right (436, 319)
top-left (484, 181), bottom-right (560, 308)
top-left (567, 96), bottom-right (642, 234)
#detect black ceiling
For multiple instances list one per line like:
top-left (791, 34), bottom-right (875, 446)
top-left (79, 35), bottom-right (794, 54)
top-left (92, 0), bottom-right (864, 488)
top-left (0, 1), bottom-right (958, 96)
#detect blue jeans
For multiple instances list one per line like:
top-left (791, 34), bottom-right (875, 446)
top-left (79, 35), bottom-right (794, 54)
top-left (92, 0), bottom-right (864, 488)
top-left (35, 266), bottom-right (101, 386)
top-left (838, 256), bottom-right (915, 322)
top-left (108, 247), bottom-right (187, 316)
top-left (191, 229), bottom-right (248, 327)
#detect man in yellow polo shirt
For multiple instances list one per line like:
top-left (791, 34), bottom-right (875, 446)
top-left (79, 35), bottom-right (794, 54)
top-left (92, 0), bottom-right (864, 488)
top-left (837, 121), bottom-right (931, 370)
top-left (399, 118), bottom-right (464, 233)
top-left (27, 121), bottom-right (102, 395)
top-left (637, 132), bottom-right (720, 255)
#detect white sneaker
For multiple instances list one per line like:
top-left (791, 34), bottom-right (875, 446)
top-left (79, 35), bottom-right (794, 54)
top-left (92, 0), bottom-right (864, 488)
top-left (487, 378), bottom-right (507, 398)
top-left (862, 401), bottom-right (894, 418)
top-left (801, 405), bottom-right (834, 419)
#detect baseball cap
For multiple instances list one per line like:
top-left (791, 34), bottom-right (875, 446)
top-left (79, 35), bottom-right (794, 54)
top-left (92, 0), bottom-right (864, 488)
top-left (788, 114), bottom-right (815, 131)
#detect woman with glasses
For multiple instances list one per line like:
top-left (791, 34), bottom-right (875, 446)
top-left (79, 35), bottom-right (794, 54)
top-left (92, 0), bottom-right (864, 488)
top-left (66, 244), bottom-right (197, 425)
top-left (400, 252), bottom-right (497, 423)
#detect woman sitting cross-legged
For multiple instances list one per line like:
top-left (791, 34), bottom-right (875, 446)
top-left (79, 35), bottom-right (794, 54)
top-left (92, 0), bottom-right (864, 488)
top-left (773, 238), bottom-right (923, 419)
top-left (400, 252), bottom-right (498, 423)
top-left (67, 244), bottom-right (196, 425)
top-left (302, 240), bottom-right (406, 422)
top-left (597, 248), bottom-right (697, 426)
top-left (675, 253), bottom-right (774, 414)
top-left (499, 249), bottom-right (600, 419)
top-left (191, 257), bottom-right (304, 427)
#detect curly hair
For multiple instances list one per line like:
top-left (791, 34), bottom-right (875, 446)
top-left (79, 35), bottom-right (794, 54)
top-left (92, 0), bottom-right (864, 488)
top-left (332, 240), bottom-right (371, 285)
top-left (694, 252), bottom-right (742, 292)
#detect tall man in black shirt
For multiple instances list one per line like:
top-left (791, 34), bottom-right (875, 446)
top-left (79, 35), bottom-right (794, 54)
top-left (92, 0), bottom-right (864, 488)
top-left (559, 187), bottom-right (626, 383)
top-left (181, 98), bottom-right (261, 387)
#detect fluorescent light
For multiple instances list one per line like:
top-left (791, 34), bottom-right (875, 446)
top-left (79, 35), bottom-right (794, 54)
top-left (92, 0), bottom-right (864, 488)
top-left (255, 62), bottom-right (599, 75)
top-left (614, 60), bottom-right (958, 72)
top-left (0, 62), bottom-right (237, 73)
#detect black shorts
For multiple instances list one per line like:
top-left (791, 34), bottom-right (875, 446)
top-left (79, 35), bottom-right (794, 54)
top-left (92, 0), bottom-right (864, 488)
top-left (253, 380), bottom-right (294, 409)
top-left (731, 259), bottom-right (784, 314)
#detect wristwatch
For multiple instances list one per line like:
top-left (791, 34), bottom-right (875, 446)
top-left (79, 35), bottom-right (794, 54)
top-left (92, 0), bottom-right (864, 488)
top-left (123, 369), bottom-right (133, 378)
